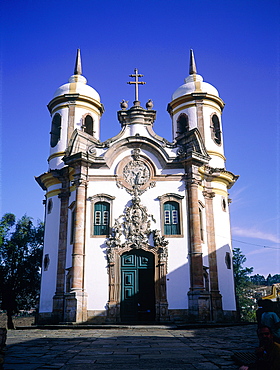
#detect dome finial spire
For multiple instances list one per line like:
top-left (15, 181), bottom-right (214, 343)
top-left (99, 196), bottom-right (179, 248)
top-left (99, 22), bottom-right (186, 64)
top-left (74, 49), bottom-right (82, 75)
top-left (189, 49), bottom-right (197, 75)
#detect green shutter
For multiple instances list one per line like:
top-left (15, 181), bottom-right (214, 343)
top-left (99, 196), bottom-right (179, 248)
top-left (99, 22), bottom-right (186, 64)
top-left (94, 202), bottom-right (110, 235)
top-left (164, 201), bottom-right (180, 235)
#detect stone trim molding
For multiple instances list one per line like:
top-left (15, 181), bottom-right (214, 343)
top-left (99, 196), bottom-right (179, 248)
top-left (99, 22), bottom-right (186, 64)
top-left (158, 193), bottom-right (184, 238)
top-left (88, 194), bottom-right (115, 238)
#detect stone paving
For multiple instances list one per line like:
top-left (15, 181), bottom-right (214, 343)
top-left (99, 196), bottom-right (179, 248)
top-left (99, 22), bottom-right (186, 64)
top-left (3, 324), bottom-right (258, 370)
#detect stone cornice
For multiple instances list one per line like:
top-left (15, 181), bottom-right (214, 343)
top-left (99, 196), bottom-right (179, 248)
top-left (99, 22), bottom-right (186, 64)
top-left (35, 171), bottom-right (61, 190)
top-left (168, 92), bottom-right (225, 114)
top-left (199, 166), bottom-right (239, 189)
top-left (47, 93), bottom-right (104, 115)
top-left (103, 136), bottom-right (180, 170)
top-left (117, 105), bottom-right (156, 126)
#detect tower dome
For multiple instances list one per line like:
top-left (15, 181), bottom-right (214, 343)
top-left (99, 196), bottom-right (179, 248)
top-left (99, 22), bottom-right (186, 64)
top-left (53, 73), bottom-right (101, 102)
top-left (172, 50), bottom-right (219, 100)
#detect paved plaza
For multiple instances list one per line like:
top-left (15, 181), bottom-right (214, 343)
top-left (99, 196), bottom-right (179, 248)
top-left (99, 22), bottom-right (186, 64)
top-left (3, 324), bottom-right (258, 370)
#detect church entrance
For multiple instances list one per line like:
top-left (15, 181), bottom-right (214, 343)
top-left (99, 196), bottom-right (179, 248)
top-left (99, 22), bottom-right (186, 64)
top-left (120, 249), bottom-right (155, 322)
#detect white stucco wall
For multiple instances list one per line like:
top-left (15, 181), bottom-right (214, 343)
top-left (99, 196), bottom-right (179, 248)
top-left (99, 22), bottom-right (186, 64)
top-left (83, 157), bottom-right (190, 311)
top-left (212, 189), bottom-right (236, 310)
top-left (39, 195), bottom-right (60, 312)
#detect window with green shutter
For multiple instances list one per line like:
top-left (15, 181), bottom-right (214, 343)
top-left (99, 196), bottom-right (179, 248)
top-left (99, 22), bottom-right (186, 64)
top-left (94, 202), bottom-right (110, 235)
top-left (163, 201), bottom-right (180, 235)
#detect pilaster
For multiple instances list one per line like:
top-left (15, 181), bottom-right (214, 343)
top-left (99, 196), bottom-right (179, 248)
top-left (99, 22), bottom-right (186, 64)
top-left (64, 165), bottom-right (88, 323)
top-left (67, 101), bottom-right (76, 144)
top-left (52, 168), bottom-right (70, 323)
top-left (203, 187), bottom-right (223, 321)
top-left (186, 168), bottom-right (210, 321)
top-left (195, 99), bottom-right (205, 142)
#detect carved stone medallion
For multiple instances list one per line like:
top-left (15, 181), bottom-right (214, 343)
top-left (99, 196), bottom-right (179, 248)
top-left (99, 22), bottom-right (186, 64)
top-left (116, 150), bottom-right (155, 195)
top-left (123, 160), bottom-right (150, 186)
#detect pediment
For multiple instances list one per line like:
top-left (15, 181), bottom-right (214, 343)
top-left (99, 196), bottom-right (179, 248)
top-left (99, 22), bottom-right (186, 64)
top-left (176, 128), bottom-right (210, 165)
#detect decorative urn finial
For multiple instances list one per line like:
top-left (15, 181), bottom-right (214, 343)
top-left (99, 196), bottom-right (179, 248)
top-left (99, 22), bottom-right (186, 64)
top-left (146, 99), bottom-right (153, 109)
top-left (120, 100), bottom-right (128, 110)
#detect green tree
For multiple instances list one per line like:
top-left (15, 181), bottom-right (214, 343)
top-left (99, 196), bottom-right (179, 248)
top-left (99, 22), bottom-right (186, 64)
top-left (269, 274), bottom-right (280, 285)
top-left (0, 214), bottom-right (43, 328)
top-left (250, 274), bottom-right (266, 286)
top-left (233, 247), bottom-right (254, 321)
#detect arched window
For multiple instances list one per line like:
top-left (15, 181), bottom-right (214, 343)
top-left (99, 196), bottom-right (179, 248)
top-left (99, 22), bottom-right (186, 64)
top-left (222, 197), bottom-right (227, 212)
top-left (50, 113), bottom-right (61, 147)
top-left (225, 252), bottom-right (231, 269)
top-left (83, 115), bottom-right (94, 136)
top-left (94, 202), bottom-right (110, 235)
top-left (212, 114), bottom-right (221, 145)
top-left (163, 201), bottom-right (180, 235)
top-left (47, 198), bottom-right (53, 214)
top-left (176, 114), bottom-right (189, 135)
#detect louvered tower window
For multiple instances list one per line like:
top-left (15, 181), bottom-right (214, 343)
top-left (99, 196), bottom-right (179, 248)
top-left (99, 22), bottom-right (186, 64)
top-left (50, 113), bottom-right (61, 147)
top-left (212, 114), bottom-right (221, 145)
top-left (84, 115), bottom-right (94, 135)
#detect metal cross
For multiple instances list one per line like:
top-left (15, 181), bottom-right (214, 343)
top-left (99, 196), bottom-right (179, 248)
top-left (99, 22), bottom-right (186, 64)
top-left (127, 68), bottom-right (146, 102)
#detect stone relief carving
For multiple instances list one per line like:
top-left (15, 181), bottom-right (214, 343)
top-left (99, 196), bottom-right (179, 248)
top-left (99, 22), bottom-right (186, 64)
top-left (108, 147), bottom-right (168, 257)
top-left (123, 160), bottom-right (150, 186)
top-left (116, 148), bottom-right (156, 196)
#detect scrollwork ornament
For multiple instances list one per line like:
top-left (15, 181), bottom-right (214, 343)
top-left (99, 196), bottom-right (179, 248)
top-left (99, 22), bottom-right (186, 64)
top-left (177, 145), bottom-right (186, 158)
top-left (153, 229), bottom-right (169, 248)
top-left (106, 196), bottom-right (171, 254)
top-left (107, 248), bottom-right (115, 264)
top-left (88, 145), bottom-right (97, 156)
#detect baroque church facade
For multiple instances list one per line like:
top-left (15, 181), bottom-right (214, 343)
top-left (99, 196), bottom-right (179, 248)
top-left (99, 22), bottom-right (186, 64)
top-left (36, 50), bottom-right (238, 324)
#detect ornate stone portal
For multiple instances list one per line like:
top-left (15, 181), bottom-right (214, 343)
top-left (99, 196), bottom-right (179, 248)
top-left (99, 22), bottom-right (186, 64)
top-left (106, 154), bottom-right (169, 321)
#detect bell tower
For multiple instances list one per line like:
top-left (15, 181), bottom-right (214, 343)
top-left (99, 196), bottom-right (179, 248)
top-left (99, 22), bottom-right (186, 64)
top-left (167, 50), bottom-right (238, 321)
top-left (47, 49), bottom-right (104, 170)
top-left (168, 50), bottom-right (226, 169)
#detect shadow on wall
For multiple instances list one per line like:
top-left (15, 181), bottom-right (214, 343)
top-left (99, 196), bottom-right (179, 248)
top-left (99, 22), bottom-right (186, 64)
top-left (38, 243), bottom-right (237, 325)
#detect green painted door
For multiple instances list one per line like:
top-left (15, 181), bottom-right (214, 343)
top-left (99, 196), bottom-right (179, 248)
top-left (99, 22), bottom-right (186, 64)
top-left (120, 250), bottom-right (155, 322)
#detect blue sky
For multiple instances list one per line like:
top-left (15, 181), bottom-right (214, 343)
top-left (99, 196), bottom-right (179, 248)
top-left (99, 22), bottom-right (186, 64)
top-left (1, 0), bottom-right (279, 276)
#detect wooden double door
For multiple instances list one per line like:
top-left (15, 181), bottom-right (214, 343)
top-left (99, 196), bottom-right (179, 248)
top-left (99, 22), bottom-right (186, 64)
top-left (120, 249), bottom-right (155, 322)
